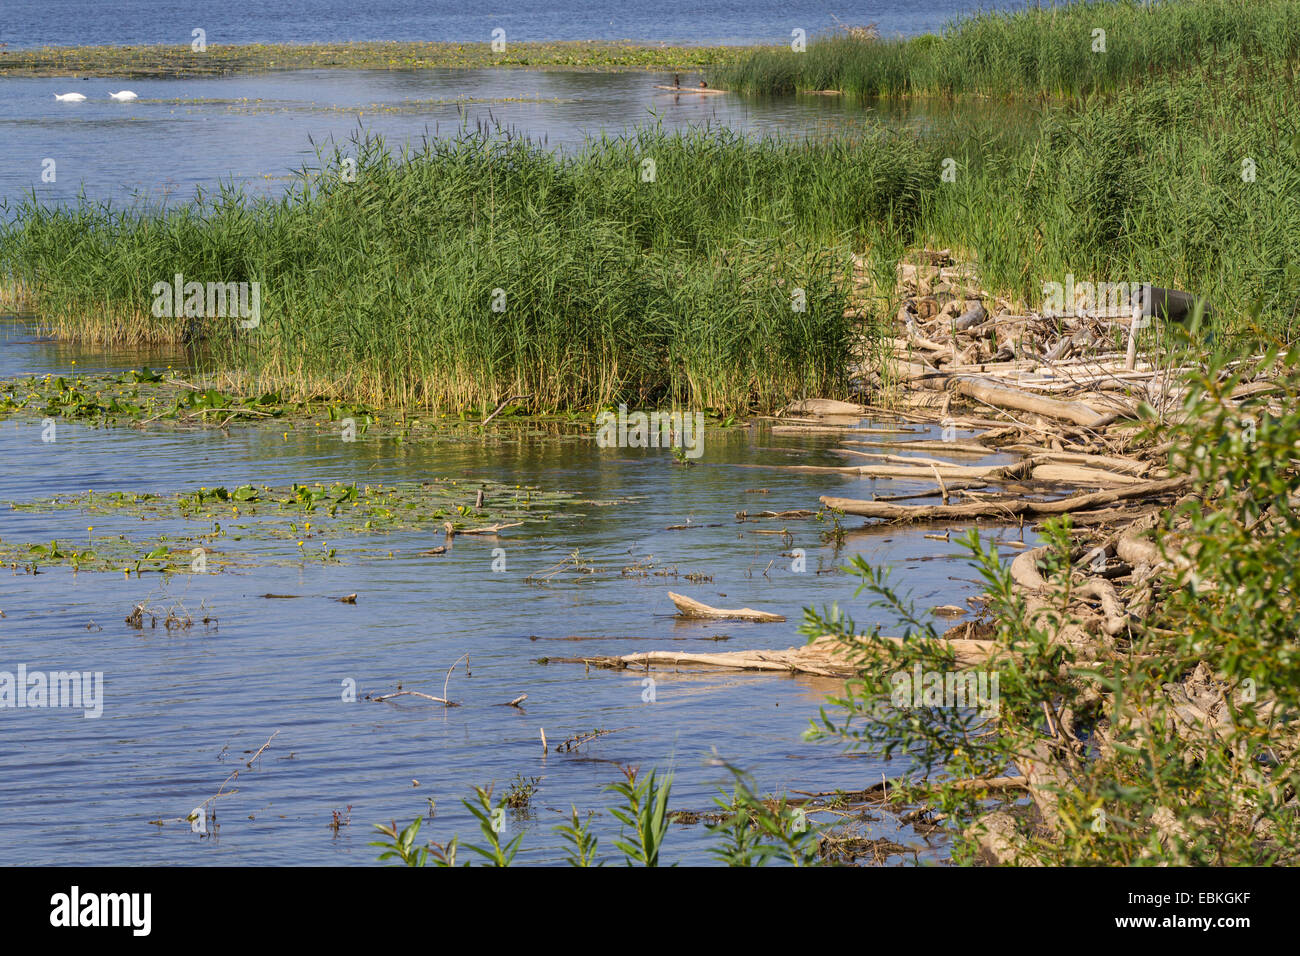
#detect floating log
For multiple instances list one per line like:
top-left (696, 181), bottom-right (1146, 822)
top-left (458, 521), bottom-right (523, 534)
top-left (667, 591), bottom-right (785, 623)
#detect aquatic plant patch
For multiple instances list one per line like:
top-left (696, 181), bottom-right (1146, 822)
top-left (2, 479), bottom-right (629, 572)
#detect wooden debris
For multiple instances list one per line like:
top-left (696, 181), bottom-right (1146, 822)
top-left (458, 521), bottom-right (523, 535)
top-left (779, 398), bottom-right (869, 418)
top-left (821, 476), bottom-right (1189, 523)
top-left (667, 591), bottom-right (785, 623)
top-left (547, 634), bottom-right (999, 679)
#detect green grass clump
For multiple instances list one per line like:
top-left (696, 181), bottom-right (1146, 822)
top-left (717, 0), bottom-right (1300, 98)
top-left (8, 14), bottom-right (1300, 414)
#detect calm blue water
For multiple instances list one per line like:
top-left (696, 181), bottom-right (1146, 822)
top-left (0, 0), bottom-right (1039, 208)
top-left (0, 69), bottom-right (1032, 207)
top-left (1, 0), bottom-right (1030, 48)
top-left (0, 70), bottom-right (886, 205)
top-left (0, 321), bottom-right (1028, 865)
top-left (0, 0), bottom-right (1034, 866)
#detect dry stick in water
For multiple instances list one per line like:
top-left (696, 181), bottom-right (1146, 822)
top-left (929, 462), bottom-right (950, 503)
top-left (368, 653), bottom-right (470, 707)
top-left (182, 767), bottom-right (241, 829)
top-left (481, 394), bottom-right (528, 428)
top-left (458, 521), bottom-right (523, 534)
top-left (443, 652), bottom-right (470, 702)
top-left (246, 730), bottom-right (279, 768)
top-left (370, 689), bottom-right (453, 705)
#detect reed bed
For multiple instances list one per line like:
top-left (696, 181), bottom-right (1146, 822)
top-left (6, 37), bottom-right (1299, 412)
top-left (717, 0), bottom-right (1300, 98)
top-left (920, 55), bottom-right (1300, 341)
top-left (0, 127), bottom-right (932, 413)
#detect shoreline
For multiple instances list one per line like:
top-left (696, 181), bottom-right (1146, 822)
top-left (0, 40), bottom-right (757, 78)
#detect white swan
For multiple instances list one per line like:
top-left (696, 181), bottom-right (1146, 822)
top-left (53, 92), bottom-right (87, 102)
top-left (108, 90), bottom-right (139, 101)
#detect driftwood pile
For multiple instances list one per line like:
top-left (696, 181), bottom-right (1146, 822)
top-left (774, 250), bottom-right (1290, 861)
top-left (856, 248), bottom-right (1215, 425)
top-left (794, 249), bottom-right (1281, 529)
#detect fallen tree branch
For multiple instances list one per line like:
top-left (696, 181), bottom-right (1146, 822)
top-left (821, 476), bottom-right (1191, 522)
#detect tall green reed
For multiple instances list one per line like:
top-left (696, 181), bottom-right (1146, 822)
top-left (718, 0), bottom-right (1300, 99)
top-left (2, 125), bottom-right (932, 414)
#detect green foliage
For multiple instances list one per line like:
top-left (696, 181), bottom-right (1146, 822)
top-left (922, 62), bottom-right (1300, 341)
top-left (706, 762), bottom-right (822, 866)
top-left (11, 31), bottom-right (1300, 400)
top-left (718, 0), bottom-right (1300, 98)
top-left (3, 126), bottom-right (913, 414)
top-left (0, 39), bottom-right (744, 78)
top-left (374, 763), bottom-right (831, 866)
top-left (370, 818), bottom-right (431, 867)
top-left (27, 540), bottom-right (97, 570)
top-left (461, 786), bottom-right (524, 867)
top-left (371, 817), bottom-right (461, 867)
top-left (503, 774), bottom-right (541, 810)
top-left (605, 765), bottom-right (673, 866)
top-left (554, 806), bottom-right (600, 867)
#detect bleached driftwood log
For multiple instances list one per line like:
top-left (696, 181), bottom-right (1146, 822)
top-left (550, 634), bottom-right (1000, 679)
top-left (667, 591), bottom-right (785, 623)
top-left (821, 476), bottom-right (1190, 522)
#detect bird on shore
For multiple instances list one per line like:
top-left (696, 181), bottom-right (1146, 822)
top-left (1136, 285), bottom-right (1212, 326)
top-left (108, 90), bottom-right (139, 101)
top-left (53, 92), bottom-right (86, 102)
top-left (672, 72), bottom-right (680, 89)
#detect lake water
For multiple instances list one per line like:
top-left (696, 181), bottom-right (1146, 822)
top-left (2, 0), bottom-right (1030, 48)
top-left (0, 2), bottom-right (1032, 865)
top-left (0, 68), bottom-right (1028, 207)
top-left (0, 319), bottom-right (1029, 865)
